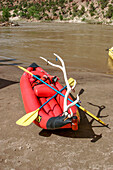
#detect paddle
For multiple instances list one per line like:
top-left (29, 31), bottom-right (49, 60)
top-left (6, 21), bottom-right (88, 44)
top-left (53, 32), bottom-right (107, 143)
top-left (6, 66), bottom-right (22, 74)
top-left (17, 66), bottom-right (109, 128)
top-left (16, 78), bottom-right (75, 126)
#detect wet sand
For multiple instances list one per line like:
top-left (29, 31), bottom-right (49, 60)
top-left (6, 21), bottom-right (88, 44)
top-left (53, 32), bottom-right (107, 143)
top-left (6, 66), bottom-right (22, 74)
top-left (0, 64), bottom-right (113, 170)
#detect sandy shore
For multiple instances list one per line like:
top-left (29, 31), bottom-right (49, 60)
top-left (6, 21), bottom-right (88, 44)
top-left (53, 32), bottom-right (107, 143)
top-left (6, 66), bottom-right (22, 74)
top-left (0, 64), bottom-right (113, 170)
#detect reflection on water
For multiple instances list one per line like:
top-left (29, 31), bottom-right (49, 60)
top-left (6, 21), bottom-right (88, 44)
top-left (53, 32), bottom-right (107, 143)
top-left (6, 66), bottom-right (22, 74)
top-left (0, 22), bottom-right (113, 74)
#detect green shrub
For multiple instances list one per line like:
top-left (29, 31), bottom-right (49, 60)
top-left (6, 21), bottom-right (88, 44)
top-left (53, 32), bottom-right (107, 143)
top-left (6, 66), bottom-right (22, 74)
top-left (59, 14), bottom-right (63, 20)
top-left (61, 9), bottom-right (66, 15)
top-left (46, 6), bottom-right (50, 12)
top-left (106, 4), bottom-right (113, 18)
top-left (53, 6), bottom-right (58, 12)
top-left (72, 5), bottom-right (78, 17)
top-left (59, 0), bottom-right (65, 5)
top-left (13, 9), bottom-right (19, 16)
top-left (73, 5), bottom-right (78, 13)
top-left (49, 0), bottom-right (56, 7)
top-left (72, 2), bottom-right (76, 6)
top-left (43, 12), bottom-right (49, 18)
top-left (19, 5), bottom-right (23, 10)
top-left (14, 5), bottom-right (18, 10)
top-left (81, 17), bottom-right (86, 22)
top-left (23, 2), bottom-right (27, 8)
top-left (72, 12), bottom-right (77, 17)
top-left (90, 11), bottom-right (95, 17)
top-left (101, 11), bottom-right (104, 17)
top-left (89, 2), bottom-right (95, 12)
top-left (86, 1), bottom-right (89, 7)
top-left (89, 2), bottom-right (96, 16)
top-left (69, 11), bottom-right (72, 15)
top-left (12, 13), bottom-right (16, 17)
top-left (2, 6), bottom-right (11, 21)
top-left (78, 5), bottom-right (85, 17)
top-left (53, 12), bottom-right (57, 16)
top-left (27, 6), bottom-right (36, 17)
top-left (36, 15), bottom-right (43, 20)
top-left (99, 0), bottom-right (109, 9)
top-left (19, 11), bottom-right (26, 18)
top-left (41, 1), bottom-right (45, 6)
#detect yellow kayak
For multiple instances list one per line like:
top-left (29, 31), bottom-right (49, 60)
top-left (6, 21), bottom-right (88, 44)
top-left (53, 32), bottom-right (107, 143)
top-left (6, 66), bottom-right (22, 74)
top-left (108, 47), bottom-right (113, 60)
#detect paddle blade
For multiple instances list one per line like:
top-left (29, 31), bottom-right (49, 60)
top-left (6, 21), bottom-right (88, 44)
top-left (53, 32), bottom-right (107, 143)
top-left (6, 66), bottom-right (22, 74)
top-left (16, 108), bottom-right (40, 126)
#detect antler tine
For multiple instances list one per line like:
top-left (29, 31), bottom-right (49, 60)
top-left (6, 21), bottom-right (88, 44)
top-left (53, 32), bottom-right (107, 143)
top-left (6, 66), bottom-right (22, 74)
top-left (40, 56), bottom-right (63, 71)
top-left (53, 54), bottom-right (74, 115)
top-left (54, 53), bottom-right (70, 90)
top-left (63, 79), bottom-right (77, 114)
top-left (67, 94), bottom-right (79, 111)
top-left (40, 54), bottom-right (70, 89)
top-left (53, 53), bottom-right (65, 68)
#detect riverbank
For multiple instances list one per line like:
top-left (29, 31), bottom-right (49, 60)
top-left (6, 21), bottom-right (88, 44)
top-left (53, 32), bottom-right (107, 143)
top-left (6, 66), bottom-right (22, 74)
top-left (0, 0), bottom-right (113, 26)
top-left (24, 16), bottom-right (113, 25)
top-left (0, 18), bottom-right (113, 27)
top-left (0, 63), bottom-right (113, 169)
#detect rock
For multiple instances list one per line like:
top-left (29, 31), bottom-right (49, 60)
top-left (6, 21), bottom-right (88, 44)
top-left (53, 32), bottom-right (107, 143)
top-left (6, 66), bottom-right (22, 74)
top-left (14, 22), bottom-right (19, 26)
top-left (0, 21), bottom-right (20, 27)
top-left (18, 146), bottom-right (22, 150)
top-left (4, 159), bottom-right (8, 163)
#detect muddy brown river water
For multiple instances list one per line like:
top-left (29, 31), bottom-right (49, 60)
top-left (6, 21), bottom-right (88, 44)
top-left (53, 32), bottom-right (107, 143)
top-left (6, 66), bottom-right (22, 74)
top-left (0, 22), bottom-right (113, 73)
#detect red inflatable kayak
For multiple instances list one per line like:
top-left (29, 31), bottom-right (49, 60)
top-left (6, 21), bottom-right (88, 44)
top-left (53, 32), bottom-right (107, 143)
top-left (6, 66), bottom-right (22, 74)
top-left (20, 63), bottom-right (80, 130)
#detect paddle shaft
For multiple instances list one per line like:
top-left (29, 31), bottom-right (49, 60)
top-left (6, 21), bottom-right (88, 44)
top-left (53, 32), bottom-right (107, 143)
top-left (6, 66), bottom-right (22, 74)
top-left (18, 66), bottom-right (108, 127)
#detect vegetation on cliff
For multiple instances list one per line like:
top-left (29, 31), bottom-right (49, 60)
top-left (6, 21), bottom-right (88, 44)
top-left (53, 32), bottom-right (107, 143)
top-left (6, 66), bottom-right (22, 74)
top-left (0, 0), bottom-right (113, 24)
